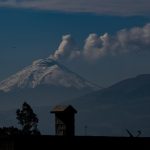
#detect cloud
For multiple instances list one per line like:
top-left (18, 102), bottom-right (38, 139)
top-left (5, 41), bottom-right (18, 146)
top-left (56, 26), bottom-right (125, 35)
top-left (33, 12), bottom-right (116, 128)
top-left (83, 33), bottom-right (110, 60)
top-left (112, 23), bottom-right (150, 54)
top-left (0, 0), bottom-right (150, 16)
top-left (51, 23), bottom-right (150, 62)
top-left (50, 34), bottom-right (80, 61)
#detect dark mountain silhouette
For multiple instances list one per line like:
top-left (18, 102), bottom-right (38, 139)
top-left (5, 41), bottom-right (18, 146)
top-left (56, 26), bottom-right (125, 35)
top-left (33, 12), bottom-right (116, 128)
top-left (67, 74), bottom-right (150, 136)
top-left (71, 74), bottom-right (150, 104)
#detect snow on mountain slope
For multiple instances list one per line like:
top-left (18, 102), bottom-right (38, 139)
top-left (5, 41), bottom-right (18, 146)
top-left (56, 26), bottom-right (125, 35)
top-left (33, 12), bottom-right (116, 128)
top-left (0, 58), bottom-right (99, 92)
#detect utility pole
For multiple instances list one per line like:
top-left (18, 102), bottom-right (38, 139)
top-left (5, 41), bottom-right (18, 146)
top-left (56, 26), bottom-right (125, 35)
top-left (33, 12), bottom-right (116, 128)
top-left (84, 125), bottom-right (88, 136)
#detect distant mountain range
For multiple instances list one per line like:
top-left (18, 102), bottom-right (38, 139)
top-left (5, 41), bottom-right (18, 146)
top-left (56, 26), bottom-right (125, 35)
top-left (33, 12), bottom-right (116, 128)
top-left (0, 58), bottom-right (150, 136)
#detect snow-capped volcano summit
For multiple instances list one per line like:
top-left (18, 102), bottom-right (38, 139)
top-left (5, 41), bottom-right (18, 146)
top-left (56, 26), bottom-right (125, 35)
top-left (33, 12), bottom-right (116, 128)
top-left (0, 58), bottom-right (98, 92)
top-left (0, 58), bottom-right (99, 110)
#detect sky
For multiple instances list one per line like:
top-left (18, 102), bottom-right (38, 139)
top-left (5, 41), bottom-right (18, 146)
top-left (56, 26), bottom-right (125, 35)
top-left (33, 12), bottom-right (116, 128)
top-left (0, 0), bottom-right (150, 87)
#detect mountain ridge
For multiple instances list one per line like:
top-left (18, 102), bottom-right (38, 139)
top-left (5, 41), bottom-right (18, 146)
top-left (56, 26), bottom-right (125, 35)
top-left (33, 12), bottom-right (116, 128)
top-left (65, 73), bottom-right (150, 136)
top-left (0, 58), bottom-right (99, 92)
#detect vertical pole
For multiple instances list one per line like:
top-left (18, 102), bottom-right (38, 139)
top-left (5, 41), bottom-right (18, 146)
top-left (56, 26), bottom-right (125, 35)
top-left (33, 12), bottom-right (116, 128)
top-left (84, 125), bottom-right (87, 136)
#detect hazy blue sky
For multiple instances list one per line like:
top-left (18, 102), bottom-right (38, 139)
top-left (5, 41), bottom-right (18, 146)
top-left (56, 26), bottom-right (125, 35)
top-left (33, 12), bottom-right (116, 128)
top-left (0, 0), bottom-right (150, 87)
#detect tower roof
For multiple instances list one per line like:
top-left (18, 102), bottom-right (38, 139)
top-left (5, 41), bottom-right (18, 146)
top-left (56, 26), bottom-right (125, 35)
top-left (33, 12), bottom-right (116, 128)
top-left (51, 105), bottom-right (77, 113)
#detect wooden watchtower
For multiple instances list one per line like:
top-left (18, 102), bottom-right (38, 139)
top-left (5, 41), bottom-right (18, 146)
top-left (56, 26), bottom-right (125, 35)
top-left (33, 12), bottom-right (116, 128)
top-left (51, 105), bottom-right (77, 136)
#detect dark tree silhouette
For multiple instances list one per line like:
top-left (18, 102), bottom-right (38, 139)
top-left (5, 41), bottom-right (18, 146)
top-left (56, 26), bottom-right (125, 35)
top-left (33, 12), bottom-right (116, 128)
top-left (16, 102), bottom-right (40, 135)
